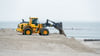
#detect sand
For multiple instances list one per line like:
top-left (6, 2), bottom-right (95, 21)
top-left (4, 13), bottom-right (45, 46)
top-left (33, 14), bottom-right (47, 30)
top-left (0, 28), bottom-right (100, 56)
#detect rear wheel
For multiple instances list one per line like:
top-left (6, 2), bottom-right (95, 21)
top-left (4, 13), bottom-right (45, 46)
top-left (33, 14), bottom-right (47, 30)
top-left (40, 28), bottom-right (49, 35)
top-left (39, 33), bottom-right (42, 35)
top-left (23, 28), bottom-right (32, 35)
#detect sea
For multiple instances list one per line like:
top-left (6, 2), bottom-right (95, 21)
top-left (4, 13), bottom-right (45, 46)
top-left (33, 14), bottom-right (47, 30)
top-left (0, 21), bottom-right (100, 39)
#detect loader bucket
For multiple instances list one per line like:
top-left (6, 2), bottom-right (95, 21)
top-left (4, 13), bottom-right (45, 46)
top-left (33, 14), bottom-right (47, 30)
top-left (54, 22), bottom-right (66, 36)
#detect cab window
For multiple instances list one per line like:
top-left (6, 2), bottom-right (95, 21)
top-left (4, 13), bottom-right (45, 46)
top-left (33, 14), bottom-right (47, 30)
top-left (32, 19), bottom-right (39, 26)
top-left (32, 19), bottom-right (37, 24)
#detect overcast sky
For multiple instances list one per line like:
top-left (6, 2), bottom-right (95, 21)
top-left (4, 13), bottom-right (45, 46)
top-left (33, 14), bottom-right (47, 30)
top-left (0, 0), bottom-right (100, 22)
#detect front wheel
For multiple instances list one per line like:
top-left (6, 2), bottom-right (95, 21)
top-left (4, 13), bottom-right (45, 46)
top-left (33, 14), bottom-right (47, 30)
top-left (39, 29), bottom-right (49, 35)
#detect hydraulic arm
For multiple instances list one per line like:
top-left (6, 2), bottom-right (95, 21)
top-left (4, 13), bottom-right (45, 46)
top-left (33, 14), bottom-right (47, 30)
top-left (44, 19), bottom-right (66, 36)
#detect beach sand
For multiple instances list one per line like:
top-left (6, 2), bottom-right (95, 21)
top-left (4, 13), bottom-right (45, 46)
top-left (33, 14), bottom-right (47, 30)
top-left (0, 29), bottom-right (100, 56)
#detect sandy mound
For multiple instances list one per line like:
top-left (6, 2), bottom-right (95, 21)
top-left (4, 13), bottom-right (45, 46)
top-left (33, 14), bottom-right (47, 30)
top-left (0, 29), bottom-right (99, 56)
top-left (0, 28), bottom-right (17, 36)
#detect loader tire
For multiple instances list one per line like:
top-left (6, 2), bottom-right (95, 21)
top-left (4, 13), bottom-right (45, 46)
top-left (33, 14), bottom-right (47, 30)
top-left (40, 28), bottom-right (49, 35)
top-left (39, 33), bottom-right (42, 35)
top-left (24, 28), bottom-right (32, 35)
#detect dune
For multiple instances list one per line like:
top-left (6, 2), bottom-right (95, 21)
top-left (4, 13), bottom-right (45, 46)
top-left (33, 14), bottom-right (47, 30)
top-left (0, 29), bottom-right (99, 56)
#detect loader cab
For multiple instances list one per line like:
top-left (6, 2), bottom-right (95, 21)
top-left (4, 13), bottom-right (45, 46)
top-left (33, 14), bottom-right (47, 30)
top-left (29, 17), bottom-right (39, 26)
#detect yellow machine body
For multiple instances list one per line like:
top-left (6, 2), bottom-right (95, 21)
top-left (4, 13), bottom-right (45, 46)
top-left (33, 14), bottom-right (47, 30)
top-left (16, 17), bottom-right (44, 35)
top-left (16, 17), bottom-right (66, 36)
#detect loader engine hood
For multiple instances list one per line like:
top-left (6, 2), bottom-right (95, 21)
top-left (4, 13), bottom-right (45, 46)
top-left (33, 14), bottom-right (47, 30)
top-left (17, 23), bottom-right (28, 29)
top-left (17, 19), bottom-right (29, 29)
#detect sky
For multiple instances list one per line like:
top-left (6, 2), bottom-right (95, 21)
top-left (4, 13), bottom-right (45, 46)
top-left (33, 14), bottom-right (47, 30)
top-left (0, 0), bottom-right (100, 22)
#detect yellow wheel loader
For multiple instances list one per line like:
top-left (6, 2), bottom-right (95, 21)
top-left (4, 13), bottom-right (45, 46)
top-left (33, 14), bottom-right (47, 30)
top-left (16, 17), bottom-right (66, 36)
